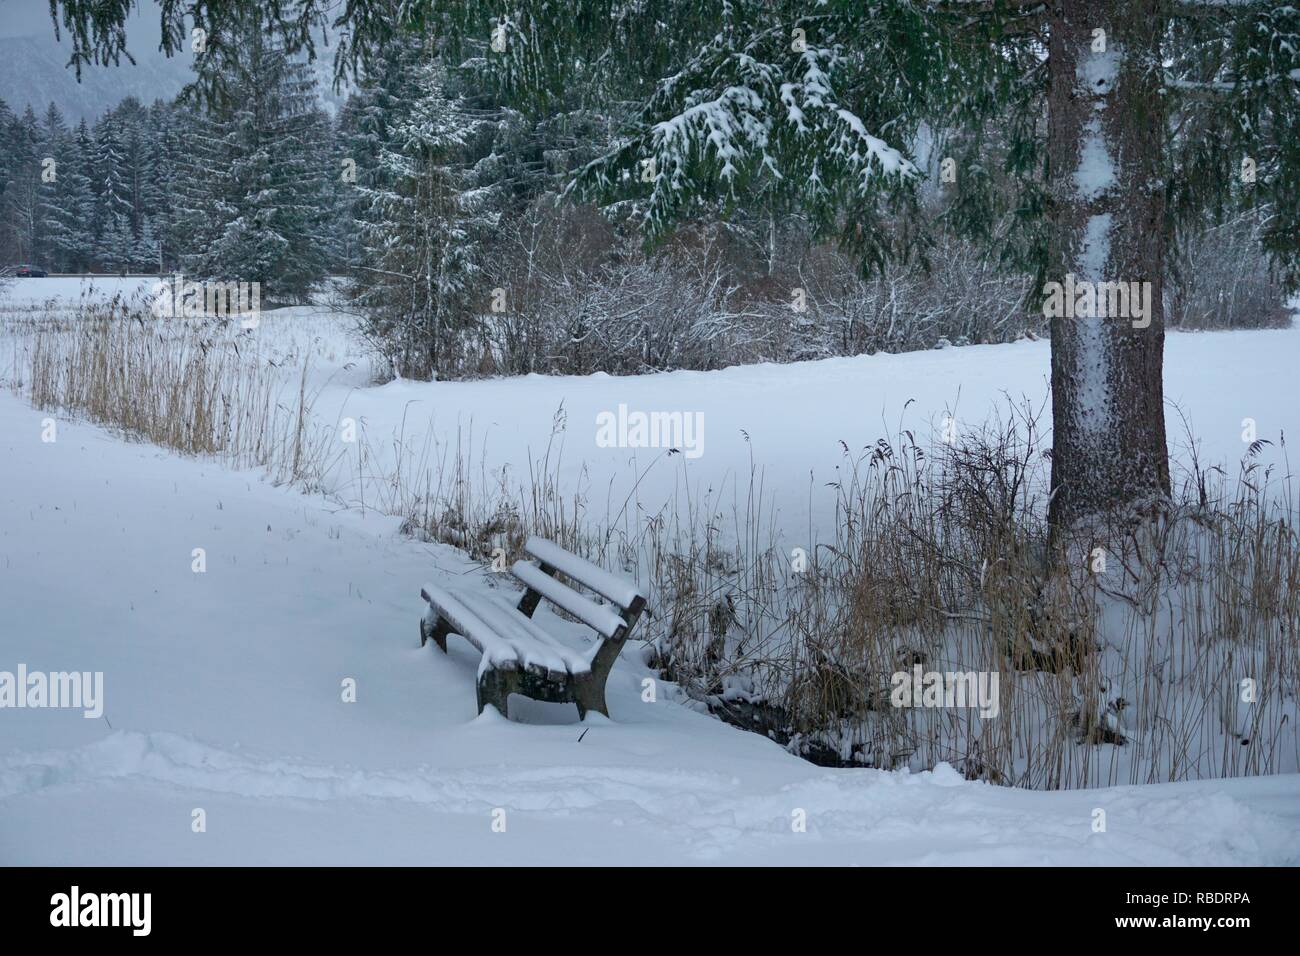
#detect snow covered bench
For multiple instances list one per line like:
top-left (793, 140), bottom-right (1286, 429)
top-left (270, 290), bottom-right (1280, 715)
top-left (419, 536), bottom-right (647, 720)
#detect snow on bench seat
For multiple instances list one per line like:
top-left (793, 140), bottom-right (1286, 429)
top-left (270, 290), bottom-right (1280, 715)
top-left (418, 538), bottom-right (646, 720)
top-left (420, 582), bottom-right (593, 677)
top-left (510, 560), bottom-right (627, 638)
top-left (523, 536), bottom-right (646, 609)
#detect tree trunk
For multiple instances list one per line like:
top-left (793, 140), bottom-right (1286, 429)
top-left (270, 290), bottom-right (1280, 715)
top-left (1046, 0), bottom-right (1170, 530)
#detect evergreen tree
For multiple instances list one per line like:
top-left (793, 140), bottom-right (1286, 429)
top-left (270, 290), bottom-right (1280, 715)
top-left (98, 211), bottom-right (134, 274)
top-left (351, 56), bottom-right (494, 377)
top-left (91, 115), bottom-right (134, 272)
top-left (43, 119), bottom-right (96, 272)
top-left (4, 106), bottom-right (43, 265)
top-left (34, 103), bottom-right (70, 271)
top-left (337, 30), bottom-right (428, 273)
top-left (132, 215), bottom-right (161, 272)
top-left (116, 98), bottom-right (150, 241)
top-left (143, 102), bottom-right (183, 271)
top-left (177, 6), bottom-right (333, 301)
top-left (0, 98), bottom-right (14, 265)
top-left (340, 22), bottom-right (608, 377)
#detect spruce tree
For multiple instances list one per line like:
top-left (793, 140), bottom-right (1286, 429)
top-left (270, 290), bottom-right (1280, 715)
top-left (353, 57), bottom-right (490, 377)
top-left (33, 104), bottom-right (70, 272)
top-left (139, 102), bottom-right (179, 272)
top-left (177, 7), bottom-right (333, 302)
top-left (4, 107), bottom-right (43, 266)
top-left (91, 115), bottom-right (134, 272)
top-left (43, 119), bottom-right (97, 273)
top-left (0, 99), bottom-right (14, 265)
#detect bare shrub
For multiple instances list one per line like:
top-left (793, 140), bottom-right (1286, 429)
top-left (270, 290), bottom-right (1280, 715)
top-left (1167, 214), bottom-right (1292, 330)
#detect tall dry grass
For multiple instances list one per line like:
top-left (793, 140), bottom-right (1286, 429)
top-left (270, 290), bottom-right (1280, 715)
top-left (14, 298), bottom-right (340, 488)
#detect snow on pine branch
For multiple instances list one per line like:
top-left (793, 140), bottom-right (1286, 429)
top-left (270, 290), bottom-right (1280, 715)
top-left (572, 29), bottom-right (915, 239)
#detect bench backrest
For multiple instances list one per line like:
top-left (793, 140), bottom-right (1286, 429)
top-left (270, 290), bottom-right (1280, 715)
top-left (515, 536), bottom-right (647, 639)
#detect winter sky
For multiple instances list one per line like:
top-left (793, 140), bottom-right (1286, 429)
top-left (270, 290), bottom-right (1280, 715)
top-left (0, 0), bottom-right (345, 120)
top-left (1, 0), bottom-right (163, 44)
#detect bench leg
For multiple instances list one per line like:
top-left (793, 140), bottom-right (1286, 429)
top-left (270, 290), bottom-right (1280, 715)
top-left (420, 615), bottom-right (451, 653)
top-left (574, 678), bottom-right (609, 720)
top-left (477, 668), bottom-right (512, 719)
top-left (430, 620), bottom-right (450, 653)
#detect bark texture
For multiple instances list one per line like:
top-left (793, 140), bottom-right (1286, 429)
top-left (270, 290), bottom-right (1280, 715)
top-left (1046, 0), bottom-right (1171, 530)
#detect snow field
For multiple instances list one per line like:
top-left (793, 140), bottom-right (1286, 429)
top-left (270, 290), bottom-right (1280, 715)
top-left (2, 392), bottom-right (1298, 864)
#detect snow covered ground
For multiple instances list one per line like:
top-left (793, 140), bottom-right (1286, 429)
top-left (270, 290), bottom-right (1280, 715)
top-left (2, 392), bottom-right (1299, 864)
top-left (8, 276), bottom-right (1299, 545)
top-left (2, 278), bottom-right (1299, 864)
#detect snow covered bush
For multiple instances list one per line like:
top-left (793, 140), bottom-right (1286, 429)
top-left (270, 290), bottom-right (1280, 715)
top-left (481, 201), bottom-right (774, 375)
top-left (467, 200), bottom-right (1039, 376)
top-left (353, 185), bottom-right (1287, 379)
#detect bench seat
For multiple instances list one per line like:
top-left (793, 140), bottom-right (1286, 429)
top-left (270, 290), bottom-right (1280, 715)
top-left (418, 536), bottom-right (648, 721)
top-left (419, 582), bottom-right (594, 678)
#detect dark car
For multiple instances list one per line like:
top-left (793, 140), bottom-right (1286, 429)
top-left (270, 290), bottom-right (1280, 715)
top-left (14, 265), bottom-right (48, 277)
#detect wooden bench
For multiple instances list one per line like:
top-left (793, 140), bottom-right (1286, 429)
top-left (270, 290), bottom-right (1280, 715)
top-left (419, 536), bottom-right (647, 720)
